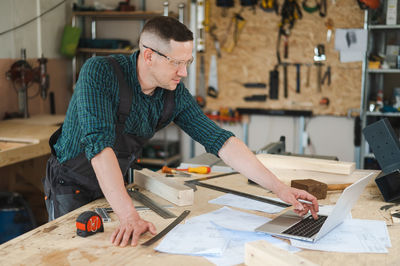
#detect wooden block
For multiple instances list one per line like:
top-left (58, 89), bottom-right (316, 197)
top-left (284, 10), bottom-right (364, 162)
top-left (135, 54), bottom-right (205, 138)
top-left (245, 240), bottom-right (317, 266)
top-left (291, 179), bottom-right (327, 199)
top-left (256, 154), bottom-right (355, 175)
top-left (134, 168), bottom-right (194, 206)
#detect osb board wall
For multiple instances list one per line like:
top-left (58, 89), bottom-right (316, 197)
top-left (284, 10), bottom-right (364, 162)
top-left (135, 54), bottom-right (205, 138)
top-left (0, 58), bottom-right (71, 119)
top-left (201, 0), bottom-right (364, 116)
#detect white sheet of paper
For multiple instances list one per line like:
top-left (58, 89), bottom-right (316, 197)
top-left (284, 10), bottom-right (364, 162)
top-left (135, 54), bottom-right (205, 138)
top-left (187, 206), bottom-right (271, 231)
top-left (208, 193), bottom-right (286, 214)
top-left (290, 219), bottom-right (390, 253)
top-left (155, 220), bottom-right (227, 256)
top-left (335, 29), bottom-right (367, 51)
top-left (204, 223), bottom-right (300, 266)
top-left (339, 50), bottom-right (364, 63)
top-left (155, 207), bottom-right (298, 266)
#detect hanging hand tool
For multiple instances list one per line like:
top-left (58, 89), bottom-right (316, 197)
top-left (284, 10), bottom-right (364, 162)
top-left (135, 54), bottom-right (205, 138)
top-left (223, 12), bottom-right (246, 53)
top-left (295, 63), bottom-right (301, 93)
top-left (207, 55), bottom-right (219, 98)
top-left (209, 24), bottom-right (221, 58)
top-left (244, 94), bottom-right (267, 101)
top-left (216, 0), bottom-right (234, 17)
top-left (319, 0), bottom-right (327, 17)
top-left (243, 82), bottom-right (267, 88)
top-left (269, 66), bottom-right (279, 100)
top-left (76, 211), bottom-right (104, 237)
top-left (313, 44), bottom-right (326, 92)
top-left (161, 166), bottom-right (191, 177)
top-left (283, 63), bottom-right (289, 98)
top-left (260, 0), bottom-right (278, 13)
top-left (277, 0), bottom-right (303, 61)
top-left (321, 65), bottom-right (331, 85)
top-left (305, 63), bottom-right (311, 87)
top-left (315, 62), bottom-right (323, 92)
top-left (302, 0), bottom-right (319, 13)
top-left (325, 18), bottom-right (334, 43)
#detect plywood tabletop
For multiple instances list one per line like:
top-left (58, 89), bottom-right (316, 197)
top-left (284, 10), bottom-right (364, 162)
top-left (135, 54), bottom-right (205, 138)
top-left (0, 169), bottom-right (398, 266)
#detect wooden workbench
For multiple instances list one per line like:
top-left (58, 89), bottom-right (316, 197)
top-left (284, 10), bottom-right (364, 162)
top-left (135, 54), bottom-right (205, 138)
top-left (0, 114), bottom-right (64, 168)
top-left (0, 168), bottom-right (398, 266)
top-left (0, 114), bottom-right (64, 225)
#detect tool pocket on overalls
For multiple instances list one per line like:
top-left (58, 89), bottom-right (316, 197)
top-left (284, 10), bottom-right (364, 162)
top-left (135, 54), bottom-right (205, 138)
top-left (53, 169), bottom-right (93, 217)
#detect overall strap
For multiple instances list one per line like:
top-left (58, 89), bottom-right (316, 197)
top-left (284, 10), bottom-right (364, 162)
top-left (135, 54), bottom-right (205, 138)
top-left (106, 56), bottom-right (133, 134)
top-left (155, 90), bottom-right (176, 131)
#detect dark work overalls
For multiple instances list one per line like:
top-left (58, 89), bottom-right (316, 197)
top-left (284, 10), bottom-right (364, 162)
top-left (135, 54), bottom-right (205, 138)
top-left (43, 56), bottom-right (175, 220)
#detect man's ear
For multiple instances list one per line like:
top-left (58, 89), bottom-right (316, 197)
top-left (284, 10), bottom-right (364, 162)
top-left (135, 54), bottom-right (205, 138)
top-left (142, 48), bottom-right (153, 65)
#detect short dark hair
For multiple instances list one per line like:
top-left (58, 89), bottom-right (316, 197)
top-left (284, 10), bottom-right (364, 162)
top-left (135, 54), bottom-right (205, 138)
top-left (140, 16), bottom-right (193, 43)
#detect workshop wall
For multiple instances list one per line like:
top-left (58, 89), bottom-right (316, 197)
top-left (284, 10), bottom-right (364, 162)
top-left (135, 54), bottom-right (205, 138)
top-left (202, 0), bottom-right (364, 116)
top-left (0, 0), bottom-right (73, 118)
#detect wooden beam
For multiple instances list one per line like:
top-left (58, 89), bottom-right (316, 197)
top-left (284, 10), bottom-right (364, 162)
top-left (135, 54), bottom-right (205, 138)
top-left (245, 240), bottom-right (317, 266)
top-left (134, 169), bottom-right (193, 206)
top-left (256, 154), bottom-right (355, 175)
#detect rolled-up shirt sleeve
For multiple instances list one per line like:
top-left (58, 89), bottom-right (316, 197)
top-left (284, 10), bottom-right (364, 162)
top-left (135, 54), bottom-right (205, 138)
top-left (174, 87), bottom-right (234, 156)
top-left (75, 57), bottom-right (117, 161)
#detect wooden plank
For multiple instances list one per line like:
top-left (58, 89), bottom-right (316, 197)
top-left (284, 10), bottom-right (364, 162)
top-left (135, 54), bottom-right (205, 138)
top-left (269, 168), bottom-right (380, 186)
top-left (245, 240), bottom-right (318, 266)
top-left (4, 114), bottom-right (64, 126)
top-left (256, 154), bottom-right (355, 175)
top-left (134, 169), bottom-right (194, 206)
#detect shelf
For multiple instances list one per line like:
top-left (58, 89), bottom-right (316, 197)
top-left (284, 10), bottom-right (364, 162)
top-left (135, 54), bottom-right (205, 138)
top-left (139, 154), bottom-right (181, 166)
top-left (368, 24), bottom-right (400, 29)
top-left (73, 11), bottom-right (161, 20)
top-left (366, 111), bottom-right (400, 117)
top-left (367, 68), bottom-right (400, 73)
top-left (76, 48), bottom-right (135, 55)
top-left (72, 11), bottom-right (176, 20)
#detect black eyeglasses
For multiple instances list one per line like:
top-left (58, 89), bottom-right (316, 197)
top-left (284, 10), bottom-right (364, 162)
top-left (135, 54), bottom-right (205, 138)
top-left (142, 44), bottom-right (194, 68)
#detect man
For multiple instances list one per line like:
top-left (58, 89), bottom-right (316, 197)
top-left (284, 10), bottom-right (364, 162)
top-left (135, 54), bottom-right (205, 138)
top-left (43, 16), bottom-right (318, 247)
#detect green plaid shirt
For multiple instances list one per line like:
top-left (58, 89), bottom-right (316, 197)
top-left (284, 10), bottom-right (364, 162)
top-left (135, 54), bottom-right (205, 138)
top-left (54, 51), bottom-right (234, 163)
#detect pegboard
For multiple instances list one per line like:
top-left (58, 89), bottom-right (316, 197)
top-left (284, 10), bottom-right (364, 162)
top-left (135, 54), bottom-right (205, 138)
top-left (199, 0), bottom-right (364, 116)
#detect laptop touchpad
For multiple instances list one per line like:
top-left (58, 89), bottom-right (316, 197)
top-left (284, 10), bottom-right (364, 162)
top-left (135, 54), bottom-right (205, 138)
top-left (256, 210), bottom-right (303, 234)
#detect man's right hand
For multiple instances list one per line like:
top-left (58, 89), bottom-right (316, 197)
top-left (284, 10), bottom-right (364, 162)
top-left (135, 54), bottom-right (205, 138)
top-left (111, 212), bottom-right (157, 247)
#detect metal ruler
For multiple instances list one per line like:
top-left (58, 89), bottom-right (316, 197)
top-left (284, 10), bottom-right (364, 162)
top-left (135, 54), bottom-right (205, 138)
top-left (127, 188), bottom-right (177, 219)
top-left (141, 210), bottom-right (190, 246)
top-left (184, 172), bottom-right (239, 191)
top-left (190, 181), bottom-right (291, 208)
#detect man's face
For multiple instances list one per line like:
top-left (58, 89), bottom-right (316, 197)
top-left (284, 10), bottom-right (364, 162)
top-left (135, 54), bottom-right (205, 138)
top-left (151, 40), bottom-right (193, 91)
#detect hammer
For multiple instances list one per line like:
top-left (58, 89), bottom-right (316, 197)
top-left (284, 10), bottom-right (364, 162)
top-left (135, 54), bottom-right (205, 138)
top-left (291, 179), bottom-right (352, 200)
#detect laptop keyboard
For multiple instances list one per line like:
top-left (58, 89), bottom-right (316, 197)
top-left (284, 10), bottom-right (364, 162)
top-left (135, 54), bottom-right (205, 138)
top-left (282, 215), bottom-right (328, 238)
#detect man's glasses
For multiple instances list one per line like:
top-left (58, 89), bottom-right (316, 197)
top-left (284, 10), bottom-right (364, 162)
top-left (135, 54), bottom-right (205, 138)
top-left (142, 44), bottom-right (193, 69)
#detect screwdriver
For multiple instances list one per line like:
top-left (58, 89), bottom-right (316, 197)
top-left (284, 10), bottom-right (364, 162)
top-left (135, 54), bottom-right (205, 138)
top-left (161, 166), bottom-right (191, 177)
top-left (162, 166), bottom-right (211, 174)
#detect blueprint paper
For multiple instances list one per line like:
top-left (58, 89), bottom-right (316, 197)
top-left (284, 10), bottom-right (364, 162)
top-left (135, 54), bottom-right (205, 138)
top-left (290, 219), bottom-right (390, 253)
top-left (155, 220), bottom-right (227, 256)
top-left (204, 223), bottom-right (300, 266)
top-left (187, 206), bottom-right (271, 231)
top-left (208, 193), bottom-right (286, 214)
top-left (155, 207), bottom-right (299, 266)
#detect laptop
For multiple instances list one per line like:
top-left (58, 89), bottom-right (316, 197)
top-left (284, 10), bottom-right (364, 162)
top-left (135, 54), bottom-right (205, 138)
top-left (255, 172), bottom-right (375, 242)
